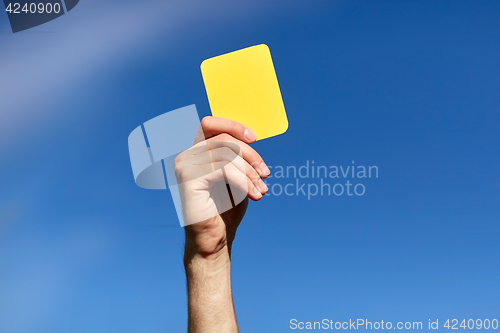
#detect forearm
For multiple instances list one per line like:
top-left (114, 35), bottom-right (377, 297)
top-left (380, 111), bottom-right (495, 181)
top-left (184, 244), bottom-right (238, 333)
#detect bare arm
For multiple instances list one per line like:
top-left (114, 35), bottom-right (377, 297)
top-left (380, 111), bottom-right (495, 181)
top-left (184, 235), bottom-right (237, 333)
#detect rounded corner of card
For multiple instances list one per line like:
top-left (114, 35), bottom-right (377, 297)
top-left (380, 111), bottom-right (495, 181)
top-left (200, 59), bottom-right (209, 72)
top-left (256, 43), bottom-right (270, 51)
top-left (278, 119), bottom-right (289, 135)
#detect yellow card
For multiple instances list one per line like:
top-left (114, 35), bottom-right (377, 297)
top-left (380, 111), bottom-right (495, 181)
top-left (201, 44), bottom-right (288, 141)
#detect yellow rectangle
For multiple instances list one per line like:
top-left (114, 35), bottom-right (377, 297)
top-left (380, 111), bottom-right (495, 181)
top-left (201, 44), bottom-right (289, 141)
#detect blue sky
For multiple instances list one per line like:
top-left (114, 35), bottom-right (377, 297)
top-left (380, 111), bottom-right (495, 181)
top-left (1, 0), bottom-right (499, 332)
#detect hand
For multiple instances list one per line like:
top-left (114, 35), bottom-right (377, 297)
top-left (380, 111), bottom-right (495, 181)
top-left (176, 116), bottom-right (270, 333)
top-left (174, 116), bottom-right (270, 260)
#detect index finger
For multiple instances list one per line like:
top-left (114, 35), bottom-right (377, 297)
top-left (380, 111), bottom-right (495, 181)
top-left (195, 116), bottom-right (257, 145)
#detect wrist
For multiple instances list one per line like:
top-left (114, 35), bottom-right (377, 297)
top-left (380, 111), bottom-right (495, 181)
top-left (184, 241), bottom-right (231, 268)
top-left (183, 219), bottom-right (235, 264)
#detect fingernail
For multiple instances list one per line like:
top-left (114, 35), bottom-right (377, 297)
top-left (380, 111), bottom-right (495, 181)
top-left (253, 186), bottom-right (262, 198)
top-left (258, 179), bottom-right (268, 192)
top-left (260, 162), bottom-right (270, 176)
top-left (244, 128), bottom-right (257, 142)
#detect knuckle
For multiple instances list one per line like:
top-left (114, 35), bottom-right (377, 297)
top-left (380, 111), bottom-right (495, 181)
top-left (217, 133), bottom-right (231, 142)
top-left (250, 160), bottom-right (260, 168)
top-left (174, 153), bottom-right (184, 167)
top-left (174, 155), bottom-right (185, 177)
top-left (231, 121), bottom-right (243, 134)
top-left (250, 150), bottom-right (262, 161)
top-left (249, 172), bottom-right (260, 182)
